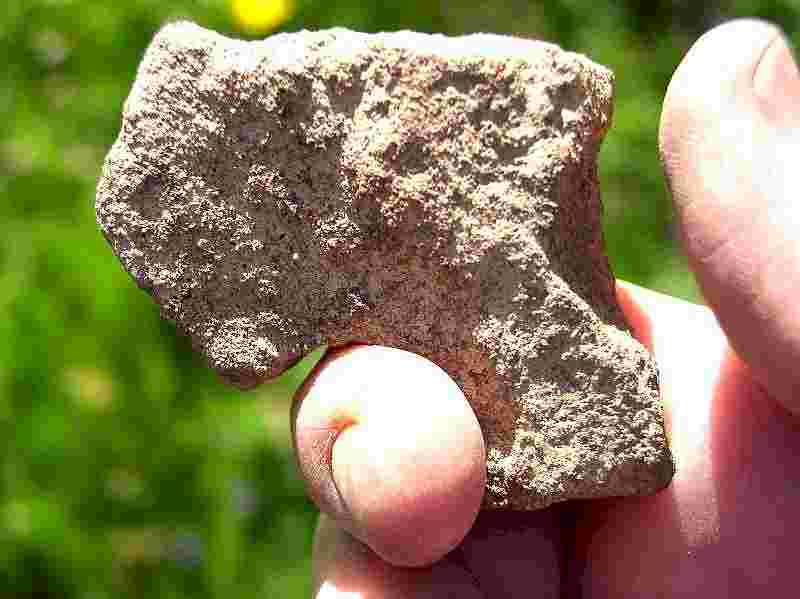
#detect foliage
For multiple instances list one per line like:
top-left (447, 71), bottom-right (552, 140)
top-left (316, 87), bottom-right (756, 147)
top-left (2, 1), bottom-right (798, 596)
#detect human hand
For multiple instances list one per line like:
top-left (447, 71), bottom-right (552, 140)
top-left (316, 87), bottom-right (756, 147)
top-left (291, 19), bottom-right (800, 597)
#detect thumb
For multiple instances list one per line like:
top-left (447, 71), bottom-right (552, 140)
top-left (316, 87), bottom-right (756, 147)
top-left (659, 18), bottom-right (800, 410)
top-left (291, 345), bottom-right (486, 568)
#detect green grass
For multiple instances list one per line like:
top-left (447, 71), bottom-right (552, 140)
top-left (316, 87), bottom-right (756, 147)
top-left (2, 1), bottom-right (798, 596)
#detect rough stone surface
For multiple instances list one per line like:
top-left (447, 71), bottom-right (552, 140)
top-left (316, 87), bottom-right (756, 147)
top-left (96, 22), bottom-right (674, 510)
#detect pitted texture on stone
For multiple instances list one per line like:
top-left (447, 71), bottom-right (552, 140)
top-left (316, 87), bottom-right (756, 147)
top-left (96, 23), bottom-right (674, 510)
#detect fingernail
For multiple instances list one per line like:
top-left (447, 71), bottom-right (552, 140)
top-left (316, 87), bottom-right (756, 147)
top-left (753, 33), bottom-right (800, 124)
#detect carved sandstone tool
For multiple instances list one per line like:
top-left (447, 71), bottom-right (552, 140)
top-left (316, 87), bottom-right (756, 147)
top-left (96, 23), bottom-right (674, 510)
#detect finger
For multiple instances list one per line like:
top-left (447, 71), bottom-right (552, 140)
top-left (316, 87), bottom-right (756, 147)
top-left (458, 509), bottom-right (564, 599)
top-left (314, 509), bottom-right (565, 599)
top-left (659, 18), bottom-right (800, 409)
top-left (292, 345), bottom-right (486, 568)
top-left (312, 513), bottom-right (484, 598)
top-left (577, 283), bottom-right (800, 596)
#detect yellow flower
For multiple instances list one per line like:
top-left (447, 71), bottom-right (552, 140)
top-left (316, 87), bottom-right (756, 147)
top-left (231, 0), bottom-right (296, 34)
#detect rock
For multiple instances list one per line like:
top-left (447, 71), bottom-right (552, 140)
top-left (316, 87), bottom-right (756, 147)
top-left (96, 22), bottom-right (674, 510)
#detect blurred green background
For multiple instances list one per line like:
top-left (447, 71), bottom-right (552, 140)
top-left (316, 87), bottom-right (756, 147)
top-left (2, 1), bottom-right (799, 597)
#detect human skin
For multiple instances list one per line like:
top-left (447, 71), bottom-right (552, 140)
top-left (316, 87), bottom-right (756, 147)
top-left (290, 19), bottom-right (800, 597)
